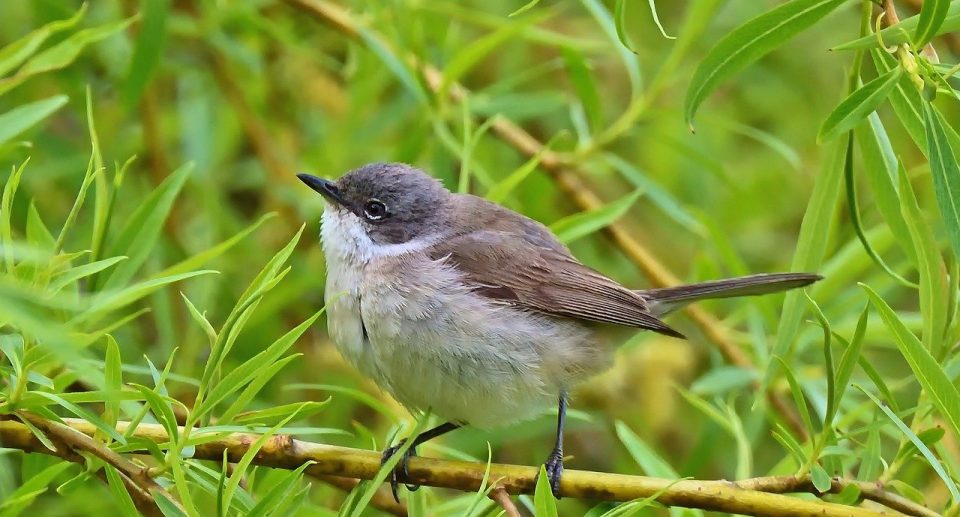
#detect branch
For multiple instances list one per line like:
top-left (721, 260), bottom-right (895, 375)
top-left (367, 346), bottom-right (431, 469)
top-left (7, 413), bottom-right (180, 517)
top-left (489, 485), bottom-right (521, 517)
top-left (284, 0), bottom-right (808, 439)
top-left (0, 417), bottom-right (934, 517)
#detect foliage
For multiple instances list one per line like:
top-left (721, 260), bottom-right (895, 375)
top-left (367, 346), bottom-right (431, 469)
top-left (0, 0), bottom-right (959, 515)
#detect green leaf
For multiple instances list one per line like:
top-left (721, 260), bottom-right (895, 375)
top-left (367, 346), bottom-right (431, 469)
top-left (615, 421), bottom-right (678, 477)
top-left (834, 2), bottom-right (960, 50)
top-left (1, 159), bottom-right (28, 271)
top-left (154, 213), bottom-right (274, 278)
top-left (221, 406), bottom-right (306, 513)
top-left (25, 202), bottom-right (55, 252)
top-left (534, 466), bottom-right (559, 517)
top-left (689, 366), bottom-right (758, 396)
top-left (857, 411), bottom-right (882, 480)
top-left (103, 466), bottom-right (140, 517)
top-left (581, 0), bottom-right (641, 95)
top-left (861, 284), bottom-right (960, 441)
top-left (833, 305), bottom-right (868, 416)
top-left (923, 102), bottom-right (960, 258)
top-left (646, 0), bottom-right (676, 40)
top-left (49, 256), bottom-right (127, 293)
top-left (562, 47), bottom-right (603, 132)
top-left (873, 50), bottom-right (925, 149)
top-left (774, 356), bottom-right (815, 438)
top-left (122, 0), bottom-right (168, 108)
top-left (0, 4), bottom-right (87, 77)
top-left (855, 112), bottom-right (916, 263)
top-left (550, 188), bottom-right (643, 243)
top-left (231, 401), bottom-right (329, 426)
top-left (129, 383), bottom-right (182, 443)
top-left (605, 154), bottom-right (705, 236)
top-left (0, 17), bottom-right (136, 96)
top-left (914, 0), bottom-right (952, 47)
top-left (218, 356), bottom-right (303, 423)
top-left (613, 0), bottom-right (639, 54)
top-left (857, 385), bottom-right (960, 500)
top-left (245, 461), bottom-right (315, 517)
top-left (615, 422), bottom-right (701, 517)
top-left (77, 270), bottom-right (215, 322)
top-left (810, 463), bottom-right (832, 493)
top-left (103, 335), bottom-right (123, 430)
top-left (684, 0), bottom-right (846, 126)
top-left (355, 26), bottom-right (427, 105)
top-left (898, 161), bottom-right (948, 358)
top-left (806, 294), bottom-right (836, 427)
top-left (767, 135), bottom-right (844, 383)
top-left (103, 162), bottom-right (194, 289)
top-left (154, 490), bottom-right (190, 517)
top-left (0, 95), bottom-right (68, 145)
top-left (508, 0), bottom-right (540, 17)
top-left (441, 16), bottom-right (543, 97)
top-left (0, 462), bottom-right (73, 514)
top-left (349, 416), bottom-right (427, 517)
top-left (818, 67), bottom-right (902, 143)
top-left (31, 392), bottom-right (126, 444)
top-left (195, 310), bottom-right (322, 421)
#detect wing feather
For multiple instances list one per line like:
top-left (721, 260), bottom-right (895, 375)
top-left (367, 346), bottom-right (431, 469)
top-left (429, 230), bottom-right (682, 337)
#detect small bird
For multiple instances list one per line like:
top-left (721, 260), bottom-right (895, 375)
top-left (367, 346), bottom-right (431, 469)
top-left (297, 163), bottom-right (819, 500)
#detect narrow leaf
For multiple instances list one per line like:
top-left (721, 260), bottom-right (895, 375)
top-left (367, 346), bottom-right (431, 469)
top-left (857, 385), bottom-right (960, 500)
top-left (923, 102), bottom-right (960, 258)
top-left (915, 0), bottom-right (952, 47)
top-left (0, 95), bottom-right (68, 145)
top-left (550, 189), bottom-right (643, 243)
top-left (818, 67), bottom-right (902, 142)
top-left (834, 2), bottom-right (960, 50)
top-left (685, 0), bottom-right (846, 126)
top-left (862, 284), bottom-right (960, 440)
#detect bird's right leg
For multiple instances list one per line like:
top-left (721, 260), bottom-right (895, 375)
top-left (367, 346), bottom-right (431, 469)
top-left (381, 422), bottom-right (461, 502)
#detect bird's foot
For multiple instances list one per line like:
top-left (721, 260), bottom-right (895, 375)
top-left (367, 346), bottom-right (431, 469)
top-left (543, 449), bottom-right (564, 499)
top-left (381, 441), bottom-right (420, 503)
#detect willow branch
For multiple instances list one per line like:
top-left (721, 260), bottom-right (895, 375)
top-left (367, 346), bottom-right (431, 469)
top-left (9, 412), bottom-right (180, 517)
top-left (0, 417), bottom-right (933, 517)
top-left (489, 485), bottom-right (521, 517)
top-left (285, 0), bottom-right (808, 439)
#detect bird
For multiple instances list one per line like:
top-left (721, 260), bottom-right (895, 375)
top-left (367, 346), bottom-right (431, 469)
top-left (296, 162), bottom-right (820, 501)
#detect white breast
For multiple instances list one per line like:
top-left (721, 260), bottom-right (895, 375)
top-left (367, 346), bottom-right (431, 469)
top-left (319, 208), bottom-right (608, 428)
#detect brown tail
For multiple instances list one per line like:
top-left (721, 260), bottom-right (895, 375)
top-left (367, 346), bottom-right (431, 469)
top-left (639, 273), bottom-right (822, 317)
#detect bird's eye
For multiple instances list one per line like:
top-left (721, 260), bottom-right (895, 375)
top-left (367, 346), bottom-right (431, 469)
top-left (363, 199), bottom-right (389, 221)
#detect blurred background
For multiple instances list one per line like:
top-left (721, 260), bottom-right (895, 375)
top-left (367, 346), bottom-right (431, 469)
top-left (1, 0), bottom-right (957, 515)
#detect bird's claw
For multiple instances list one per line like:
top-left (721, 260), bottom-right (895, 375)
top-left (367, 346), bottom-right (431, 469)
top-left (381, 441), bottom-right (420, 503)
top-left (543, 450), bottom-right (564, 499)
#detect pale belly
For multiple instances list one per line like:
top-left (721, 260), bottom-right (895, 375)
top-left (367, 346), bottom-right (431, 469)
top-left (324, 254), bottom-right (608, 429)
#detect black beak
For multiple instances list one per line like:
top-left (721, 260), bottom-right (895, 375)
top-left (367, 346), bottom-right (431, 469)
top-left (297, 173), bottom-right (346, 206)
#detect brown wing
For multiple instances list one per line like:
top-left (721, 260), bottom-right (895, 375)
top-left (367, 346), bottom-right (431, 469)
top-left (429, 229), bottom-right (682, 337)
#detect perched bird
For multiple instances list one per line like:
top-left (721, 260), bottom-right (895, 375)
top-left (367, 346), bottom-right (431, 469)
top-left (297, 162), bottom-right (819, 500)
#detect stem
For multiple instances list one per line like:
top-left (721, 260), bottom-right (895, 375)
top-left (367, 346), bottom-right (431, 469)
top-left (0, 416), bottom-right (936, 517)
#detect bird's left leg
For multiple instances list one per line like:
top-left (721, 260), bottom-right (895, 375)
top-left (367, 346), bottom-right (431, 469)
top-left (543, 391), bottom-right (568, 498)
top-left (381, 421), bottom-right (460, 502)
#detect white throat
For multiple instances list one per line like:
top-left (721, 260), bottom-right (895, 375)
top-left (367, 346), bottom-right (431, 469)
top-left (319, 207), bottom-right (440, 264)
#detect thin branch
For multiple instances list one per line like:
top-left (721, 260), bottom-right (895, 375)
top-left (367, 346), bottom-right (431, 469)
top-left (284, 0), bottom-right (808, 440)
top-left (489, 485), bottom-right (521, 517)
top-left (0, 417), bottom-right (932, 517)
top-left (7, 413), bottom-right (172, 517)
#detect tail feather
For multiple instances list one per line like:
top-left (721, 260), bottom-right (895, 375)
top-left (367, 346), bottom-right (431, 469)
top-left (640, 273), bottom-right (821, 317)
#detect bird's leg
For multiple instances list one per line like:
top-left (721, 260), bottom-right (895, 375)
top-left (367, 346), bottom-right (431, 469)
top-left (381, 421), bottom-right (460, 502)
top-left (543, 391), bottom-right (568, 498)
